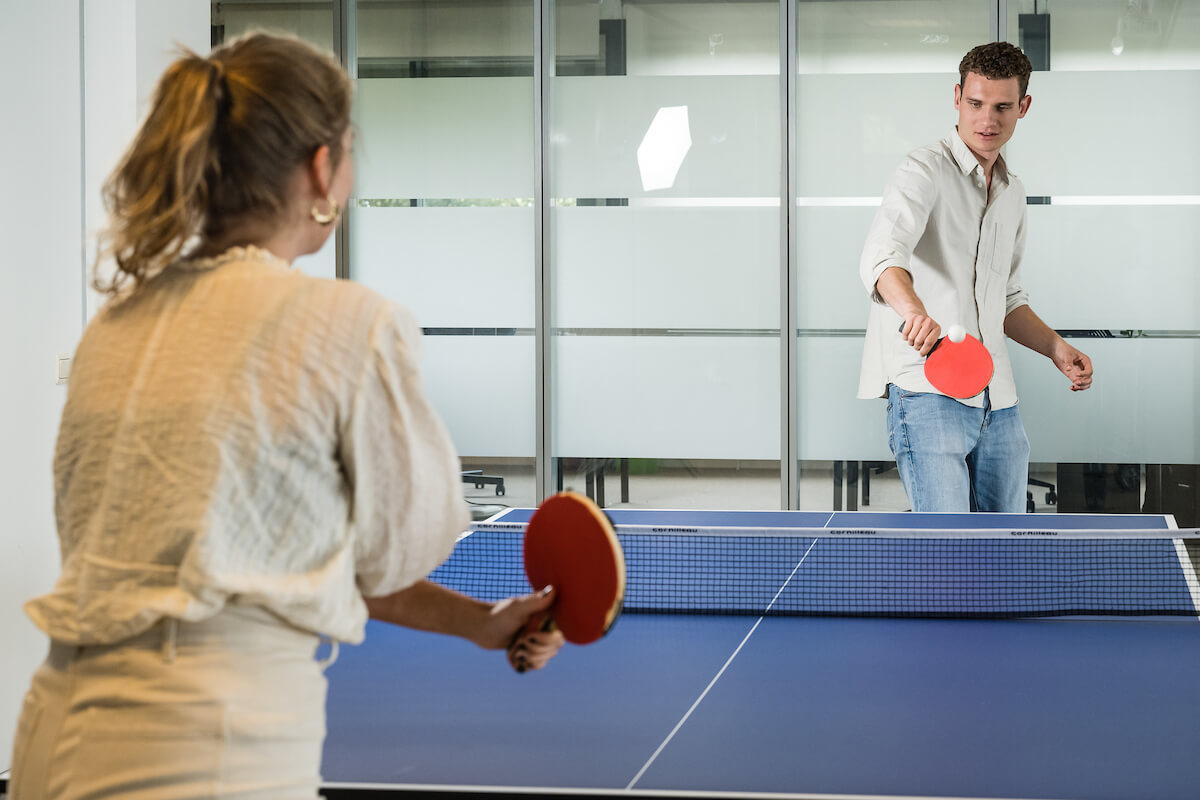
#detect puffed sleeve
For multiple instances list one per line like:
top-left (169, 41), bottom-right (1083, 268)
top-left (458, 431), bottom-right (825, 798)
top-left (339, 303), bottom-right (470, 597)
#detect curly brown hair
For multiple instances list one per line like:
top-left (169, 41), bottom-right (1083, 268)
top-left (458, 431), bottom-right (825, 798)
top-left (97, 32), bottom-right (352, 296)
top-left (959, 42), bottom-right (1033, 97)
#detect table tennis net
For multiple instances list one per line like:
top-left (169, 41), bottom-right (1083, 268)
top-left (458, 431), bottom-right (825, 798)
top-left (431, 526), bottom-right (1200, 618)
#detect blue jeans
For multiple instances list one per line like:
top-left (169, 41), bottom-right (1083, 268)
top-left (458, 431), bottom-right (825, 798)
top-left (887, 385), bottom-right (1030, 513)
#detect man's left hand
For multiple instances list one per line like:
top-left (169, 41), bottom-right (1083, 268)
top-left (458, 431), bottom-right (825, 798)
top-left (1051, 341), bottom-right (1093, 392)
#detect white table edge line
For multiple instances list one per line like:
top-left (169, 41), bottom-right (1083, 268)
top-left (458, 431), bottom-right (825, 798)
top-left (317, 780), bottom-right (1062, 800)
top-left (1171, 539), bottom-right (1200, 620)
top-left (469, 524), bottom-right (1200, 539)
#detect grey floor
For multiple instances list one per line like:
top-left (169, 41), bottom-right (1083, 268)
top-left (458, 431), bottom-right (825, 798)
top-left (462, 461), bottom-right (1064, 518)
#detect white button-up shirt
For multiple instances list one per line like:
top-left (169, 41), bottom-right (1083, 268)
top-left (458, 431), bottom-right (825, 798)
top-left (27, 247), bottom-right (469, 646)
top-left (857, 127), bottom-right (1031, 409)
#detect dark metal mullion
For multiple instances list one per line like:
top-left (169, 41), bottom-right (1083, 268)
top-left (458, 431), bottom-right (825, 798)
top-left (535, 0), bottom-right (555, 502)
top-left (781, 0), bottom-right (798, 509)
top-left (333, 0), bottom-right (356, 281)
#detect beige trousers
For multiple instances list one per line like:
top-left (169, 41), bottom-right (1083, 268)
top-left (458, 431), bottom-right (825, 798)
top-left (10, 606), bottom-right (330, 799)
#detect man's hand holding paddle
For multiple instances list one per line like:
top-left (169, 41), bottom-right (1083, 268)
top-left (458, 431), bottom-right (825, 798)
top-left (900, 316), bottom-right (994, 399)
top-left (899, 313), bottom-right (943, 356)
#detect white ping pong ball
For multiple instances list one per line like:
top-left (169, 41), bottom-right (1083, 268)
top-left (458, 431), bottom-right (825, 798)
top-left (947, 325), bottom-right (966, 343)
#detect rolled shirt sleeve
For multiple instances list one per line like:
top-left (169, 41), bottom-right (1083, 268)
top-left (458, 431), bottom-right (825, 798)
top-left (1005, 202), bottom-right (1031, 317)
top-left (860, 156), bottom-right (938, 304)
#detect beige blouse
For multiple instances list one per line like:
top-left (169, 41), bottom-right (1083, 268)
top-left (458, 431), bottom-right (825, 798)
top-left (26, 247), bottom-right (469, 645)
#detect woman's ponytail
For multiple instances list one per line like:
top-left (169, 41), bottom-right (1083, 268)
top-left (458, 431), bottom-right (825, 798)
top-left (96, 53), bottom-right (226, 295)
top-left (94, 33), bottom-right (351, 297)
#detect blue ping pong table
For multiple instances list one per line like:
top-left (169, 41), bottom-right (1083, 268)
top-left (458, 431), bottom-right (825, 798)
top-left (320, 509), bottom-right (1200, 800)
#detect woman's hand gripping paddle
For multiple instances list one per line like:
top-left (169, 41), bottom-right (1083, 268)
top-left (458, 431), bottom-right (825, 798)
top-left (900, 322), bottom-right (994, 399)
top-left (509, 492), bottom-right (626, 668)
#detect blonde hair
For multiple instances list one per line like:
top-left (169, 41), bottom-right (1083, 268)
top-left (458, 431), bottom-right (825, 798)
top-left (97, 32), bottom-right (352, 295)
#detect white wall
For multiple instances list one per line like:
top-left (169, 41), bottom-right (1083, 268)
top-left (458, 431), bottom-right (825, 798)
top-left (0, 0), bottom-right (86, 773)
top-left (85, 0), bottom-right (209, 319)
top-left (0, 0), bottom-right (207, 771)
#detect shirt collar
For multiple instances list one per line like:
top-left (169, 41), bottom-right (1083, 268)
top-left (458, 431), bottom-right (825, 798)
top-left (948, 126), bottom-right (1011, 187)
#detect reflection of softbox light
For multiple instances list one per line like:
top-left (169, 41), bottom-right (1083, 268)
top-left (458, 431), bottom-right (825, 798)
top-left (636, 106), bottom-right (691, 191)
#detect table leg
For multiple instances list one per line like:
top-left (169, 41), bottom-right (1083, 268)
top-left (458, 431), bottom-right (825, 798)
top-left (847, 461), bottom-right (859, 511)
top-left (833, 461), bottom-right (844, 511)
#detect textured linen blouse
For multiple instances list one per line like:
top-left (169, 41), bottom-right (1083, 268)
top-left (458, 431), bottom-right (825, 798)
top-left (26, 247), bottom-right (469, 645)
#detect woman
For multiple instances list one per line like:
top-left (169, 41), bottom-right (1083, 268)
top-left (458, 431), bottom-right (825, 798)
top-left (10, 32), bottom-right (562, 799)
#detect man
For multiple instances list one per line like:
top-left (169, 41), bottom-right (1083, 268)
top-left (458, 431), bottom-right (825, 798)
top-left (858, 41), bottom-right (1093, 513)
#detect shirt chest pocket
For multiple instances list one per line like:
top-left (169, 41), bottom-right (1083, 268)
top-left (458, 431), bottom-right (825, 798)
top-left (976, 222), bottom-right (1013, 304)
top-left (987, 222), bottom-right (1013, 277)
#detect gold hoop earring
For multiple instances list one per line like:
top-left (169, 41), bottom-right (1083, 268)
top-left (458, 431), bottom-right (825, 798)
top-left (310, 195), bottom-right (341, 226)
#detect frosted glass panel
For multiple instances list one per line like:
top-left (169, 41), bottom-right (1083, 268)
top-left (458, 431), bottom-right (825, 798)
top-left (1008, 72), bottom-right (1200, 196)
top-left (552, 0), bottom-right (784, 507)
top-left (624, 2), bottom-right (779, 76)
top-left (1014, 339), bottom-right (1200, 463)
top-left (352, 5), bottom-right (535, 465)
top-left (357, 1), bottom-right (533, 60)
top-left (352, 206), bottom-right (534, 327)
top-left (796, 74), bottom-right (950, 197)
top-left (791, 0), bottom-right (993, 488)
top-left (216, 3), bottom-right (333, 47)
top-left (802, 336), bottom-right (1200, 464)
top-left (355, 79), bottom-right (534, 199)
top-left (796, 0), bottom-right (991, 74)
top-left (1008, 0), bottom-right (1200, 71)
top-left (797, 337), bottom-right (891, 462)
top-left (1021, 205), bottom-right (1200, 329)
top-left (556, 337), bottom-right (779, 459)
top-left (553, 76), bottom-right (779, 198)
top-left (791, 73), bottom-right (1200, 197)
top-left (789, 335), bottom-right (1200, 465)
top-left (555, 206), bottom-right (778, 329)
top-left (356, 1), bottom-right (597, 61)
top-left (796, 206), bottom-right (878, 329)
top-left (422, 336), bottom-right (534, 458)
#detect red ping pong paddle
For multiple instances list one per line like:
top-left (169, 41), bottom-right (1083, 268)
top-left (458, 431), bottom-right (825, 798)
top-left (899, 321), bottom-right (993, 399)
top-left (515, 492), bottom-right (625, 649)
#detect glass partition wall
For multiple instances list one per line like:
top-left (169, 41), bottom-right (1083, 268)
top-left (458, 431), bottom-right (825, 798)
top-left (351, 1), bottom-right (538, 516)
top-left (792, 0), bottom-right (994, 511)
top-left (215, 1), bottom-right (1200, 521)
top-left (550, 1), bottom-right (783, 509)
top-left (1002, 0), bottom-right (1200, 522)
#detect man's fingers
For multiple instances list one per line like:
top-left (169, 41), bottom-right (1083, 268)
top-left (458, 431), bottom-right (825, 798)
top-left (901, 317), bottom-right (941, 355)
